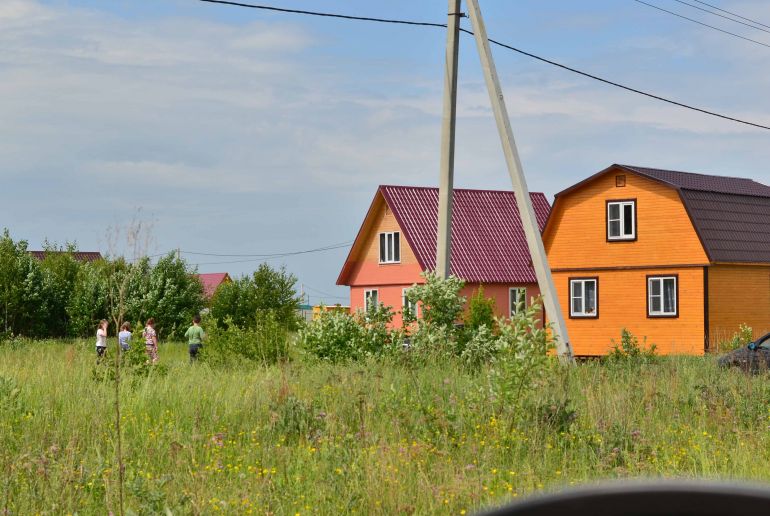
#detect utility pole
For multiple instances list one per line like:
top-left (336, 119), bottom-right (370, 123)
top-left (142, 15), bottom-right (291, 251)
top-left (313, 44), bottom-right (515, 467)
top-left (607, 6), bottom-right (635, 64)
top-left (435, 0), bottom-right (462, 279)
top-left (465, 0), bottom-right (574, 361)
top-left (176, 247), bottom-right (181, 261)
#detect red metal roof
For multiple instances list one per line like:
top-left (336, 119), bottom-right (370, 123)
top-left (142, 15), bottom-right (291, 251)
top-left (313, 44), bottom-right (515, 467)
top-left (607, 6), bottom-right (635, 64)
top-left (29, 251), bottom-right (103, 262)
top-left (196, 272), bottom-right (231, 298)
top-left (377, 186), bottom-right (550, 283)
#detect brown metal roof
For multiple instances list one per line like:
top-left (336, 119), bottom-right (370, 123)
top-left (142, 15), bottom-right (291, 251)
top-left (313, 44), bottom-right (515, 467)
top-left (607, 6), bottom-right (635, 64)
top-left (680, 190), bottom-right (770, 263)
top-left (29, 251), bottom-right (103, 262)
top-left (620, 165), bottom-right (770, 198)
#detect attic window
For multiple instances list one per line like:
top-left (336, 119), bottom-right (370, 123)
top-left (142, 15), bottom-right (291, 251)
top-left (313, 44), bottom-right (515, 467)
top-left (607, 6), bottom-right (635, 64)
top-left (616, 175), bottom-right (626, 187)
top-left (607, 200), bottom-right (636, 241)
top-left (379, 232), bottom-right (400, 264)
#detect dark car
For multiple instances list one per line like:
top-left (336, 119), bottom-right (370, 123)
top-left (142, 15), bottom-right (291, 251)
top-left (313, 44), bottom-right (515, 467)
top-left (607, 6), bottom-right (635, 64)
top-left (717, 332), bottom-right (770, 372)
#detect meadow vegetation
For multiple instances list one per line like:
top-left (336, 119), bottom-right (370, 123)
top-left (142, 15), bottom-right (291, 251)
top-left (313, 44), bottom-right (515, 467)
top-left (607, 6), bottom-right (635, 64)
top-left (3, 335), bottom-right (770, 514)
top-left (3, 242), bottom-right (769, 514)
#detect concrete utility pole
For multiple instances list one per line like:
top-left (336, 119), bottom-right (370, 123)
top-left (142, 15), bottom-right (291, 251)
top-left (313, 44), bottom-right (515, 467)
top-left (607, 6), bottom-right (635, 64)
top-left (465, 0), bottom-right (574, 361)
top-left (435, 0), bottom-right (462, 279)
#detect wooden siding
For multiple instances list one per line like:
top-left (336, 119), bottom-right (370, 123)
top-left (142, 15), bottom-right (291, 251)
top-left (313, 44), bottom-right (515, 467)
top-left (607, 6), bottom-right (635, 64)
top-left (544, 169), bottom-right (709, 269)
top-left (553, 267), bottom-right (705, 356)
top-left (345, 194), bottom-right (424, 289)
top-left (708, 264), bottom-right (770, 350)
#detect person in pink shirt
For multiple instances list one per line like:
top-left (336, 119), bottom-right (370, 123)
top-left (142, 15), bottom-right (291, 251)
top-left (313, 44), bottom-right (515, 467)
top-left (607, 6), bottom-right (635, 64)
top-left (142, 318), bottom-right (159, 364)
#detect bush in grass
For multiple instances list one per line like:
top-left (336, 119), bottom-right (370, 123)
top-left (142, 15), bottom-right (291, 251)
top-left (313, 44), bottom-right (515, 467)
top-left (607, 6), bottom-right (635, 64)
top-left (459, 324), bottom-right (499, 369)
top-left (465, 286), bottom-right (496, 333)
top-left (718, 323), bottom-right (754, 353)
top-left (606, 328), bottom-right (657, 363)
top-left (406, 271), bottom-right (465, 329)
top-left (201, 311), bottom-right (289, 367)
top-left (299, 309), bottom-right (364, 362)
top-left (488, 300), bottom-right (554, 414)
top-left (299, 303), bottom-right (398, 362)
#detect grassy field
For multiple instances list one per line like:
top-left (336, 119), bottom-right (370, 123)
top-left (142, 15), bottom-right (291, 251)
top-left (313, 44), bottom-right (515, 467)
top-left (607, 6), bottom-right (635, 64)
top-left (2, 341), bottom-right (770, 515)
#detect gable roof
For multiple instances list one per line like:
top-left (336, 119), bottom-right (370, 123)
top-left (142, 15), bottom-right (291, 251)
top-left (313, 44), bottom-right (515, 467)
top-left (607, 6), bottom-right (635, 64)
top-left (29, 251), bottom-right (103, 262)
top-left (338, 186), bottom-right (551, 284)
top-left (555, 164), bottom-right (770, 264)
top-left (196, 272), bottom-right (231, 298)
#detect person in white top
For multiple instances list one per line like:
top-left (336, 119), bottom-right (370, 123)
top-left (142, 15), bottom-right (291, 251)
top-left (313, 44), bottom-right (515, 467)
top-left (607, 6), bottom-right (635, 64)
top-left (96, 319), bottom-right (108, 359)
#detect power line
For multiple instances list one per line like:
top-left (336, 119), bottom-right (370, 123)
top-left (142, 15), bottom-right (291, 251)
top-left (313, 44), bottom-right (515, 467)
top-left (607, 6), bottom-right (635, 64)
top-left (672, 0), bottom-right (770, 35)
top-left (198, 0), bottom-right (446, 27)
top-left (197, 0), bottom-right (770, 131)
top-left (188, 242), bottom-right (352, 266)
top-left (692, 0), bottom-right (770, 30)
top-left (303, 283), bottom-right (348, 301)
top-left (632, 0), bottom-right (770, 49)
top-left (183, 240), bottom-right (353, 258)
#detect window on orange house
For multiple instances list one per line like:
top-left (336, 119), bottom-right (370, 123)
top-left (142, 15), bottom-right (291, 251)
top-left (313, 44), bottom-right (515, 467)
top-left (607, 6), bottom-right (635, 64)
top-left (607, 200), bottom-right (636, 240)
top-left (509, 287), bottom-right (527, 316)
top-left (570, 278), bottom-right (598, 318)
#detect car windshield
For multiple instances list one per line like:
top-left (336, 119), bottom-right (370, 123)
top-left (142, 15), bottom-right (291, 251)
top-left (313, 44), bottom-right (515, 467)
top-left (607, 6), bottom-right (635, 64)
top-left (757, 334), bottom-right (770, 349)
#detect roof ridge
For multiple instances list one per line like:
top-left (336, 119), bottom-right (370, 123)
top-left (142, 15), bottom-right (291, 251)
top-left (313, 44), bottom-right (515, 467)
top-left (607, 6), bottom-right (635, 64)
top-left (618, 164), bottom-right (757, 183)
top-left (379, 184), bottom-right (547, 196)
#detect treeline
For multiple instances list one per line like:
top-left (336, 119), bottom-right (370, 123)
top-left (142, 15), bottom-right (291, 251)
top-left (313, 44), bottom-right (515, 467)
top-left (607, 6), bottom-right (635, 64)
top-left (0, 230), bottom-right (302, 340)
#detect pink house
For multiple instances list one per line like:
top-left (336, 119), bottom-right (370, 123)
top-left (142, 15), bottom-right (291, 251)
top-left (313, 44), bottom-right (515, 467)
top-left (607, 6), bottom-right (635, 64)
top-left (337, 185), bottom-right (550, 327)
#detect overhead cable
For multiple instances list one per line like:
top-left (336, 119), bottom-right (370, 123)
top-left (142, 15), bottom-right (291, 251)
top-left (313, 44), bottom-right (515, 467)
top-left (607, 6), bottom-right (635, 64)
top-left (633, 0), bottom-right (770, 49)
top-left (692, 0), bottom-right (770, 30)
top-left (198, 0), bottom-right (770, 131)
top-left (672, 0), bottom-right (770, 34)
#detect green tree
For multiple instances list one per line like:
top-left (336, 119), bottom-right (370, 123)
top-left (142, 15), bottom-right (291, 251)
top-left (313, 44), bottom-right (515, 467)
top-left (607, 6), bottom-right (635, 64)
top-left (211, 263), bottom-right (301, 331)
top-left (139, 253), bottom-right (205, 339)
top-left (252, 263), bottom-right (301, 330)
top-left (0, 230), bottom-right (50, 337)
top-left (39, 242), bottom-right (82, 337)
top-left (407, 271), bottom-right (466, 328)
top-left (66, 260), bottom-right (110, 337)
top-left (465, 286), bottom-right (496, 333)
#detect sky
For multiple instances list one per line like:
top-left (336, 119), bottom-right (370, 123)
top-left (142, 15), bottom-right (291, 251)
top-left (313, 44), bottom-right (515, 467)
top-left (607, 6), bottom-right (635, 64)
top-left (2, 0), bottom-right (769, 305)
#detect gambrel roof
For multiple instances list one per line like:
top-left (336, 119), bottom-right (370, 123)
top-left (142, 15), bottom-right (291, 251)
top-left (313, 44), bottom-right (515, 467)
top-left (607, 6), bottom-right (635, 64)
top-left (556, 164), bottom-right (770, 263)
top-left (337, 185), bottom-right (551, 284)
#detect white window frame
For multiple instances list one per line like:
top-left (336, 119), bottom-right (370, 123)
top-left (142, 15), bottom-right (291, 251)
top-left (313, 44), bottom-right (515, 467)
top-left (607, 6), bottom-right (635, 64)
top-left (509, 287), bottom-right (527, 316)
top-left (402, 288), bottom-right (419, 319)
top-left (570, 278), bottom-right (598, 318)
top-left (364, 289), bottom-right (379, 312)
top-left (607, 200), bottom-right (636, 241)
top-left (378, 231), bottom-right (401, 264)
top-left (648, 276), bottom-right (677, 317)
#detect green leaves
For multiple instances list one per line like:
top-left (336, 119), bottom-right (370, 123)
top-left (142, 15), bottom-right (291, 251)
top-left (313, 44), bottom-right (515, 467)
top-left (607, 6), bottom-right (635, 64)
top-left (210, 263), bottom-right (301, 332)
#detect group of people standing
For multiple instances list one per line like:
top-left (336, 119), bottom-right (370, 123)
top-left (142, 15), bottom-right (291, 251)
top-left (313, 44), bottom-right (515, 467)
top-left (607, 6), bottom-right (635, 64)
top-left (94, 315), bottom-right (205, 363)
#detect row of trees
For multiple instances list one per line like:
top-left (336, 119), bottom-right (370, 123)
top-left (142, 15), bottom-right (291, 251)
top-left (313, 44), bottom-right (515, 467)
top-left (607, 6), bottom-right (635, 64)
top-left (0, 230), bottom-right (303, 339)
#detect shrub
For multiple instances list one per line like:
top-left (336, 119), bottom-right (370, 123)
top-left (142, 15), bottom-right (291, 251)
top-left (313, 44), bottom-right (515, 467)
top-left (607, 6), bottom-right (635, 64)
top-left (488, 300), bottom-right (554, 416)
top-left (407, 271), bottom-right (465, 328)
top-left (299, 304), bottom-right (399, 362)
top-left (606, 328), bottom-right (657, 362)
top-left (459, 324), bottom-right (499, 370)
top-left (718, 323), bottom-right (754, 353)
top-left (465, 286), bottom-right (496, 333)
top-left (210, 264), bottom-right (301, 331)
top-left (201, 311), bottom-right (289, 367)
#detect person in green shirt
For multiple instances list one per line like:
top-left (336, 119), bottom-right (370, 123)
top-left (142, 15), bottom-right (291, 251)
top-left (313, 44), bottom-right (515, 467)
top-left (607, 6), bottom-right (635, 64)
top-left (185, 315), bottom-right (205, 363)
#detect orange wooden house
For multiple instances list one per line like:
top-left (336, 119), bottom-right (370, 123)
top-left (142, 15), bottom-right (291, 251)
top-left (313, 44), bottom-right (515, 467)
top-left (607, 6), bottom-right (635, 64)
top-left (337, 185), bottom-right (551, 327)
top-left (543, 164), bottom-right (770, 356)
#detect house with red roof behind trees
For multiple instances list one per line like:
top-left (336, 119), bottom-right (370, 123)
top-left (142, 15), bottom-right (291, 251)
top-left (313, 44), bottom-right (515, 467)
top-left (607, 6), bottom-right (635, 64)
top-left (196, 272), bottom-right (232, 299)
top-left (337, 185), bottom-right (550, 327)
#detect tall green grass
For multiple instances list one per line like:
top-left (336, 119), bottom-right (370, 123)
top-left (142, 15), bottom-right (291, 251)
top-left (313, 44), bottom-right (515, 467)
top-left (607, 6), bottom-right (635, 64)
top-left (2, 341), bottom-right (770, 514)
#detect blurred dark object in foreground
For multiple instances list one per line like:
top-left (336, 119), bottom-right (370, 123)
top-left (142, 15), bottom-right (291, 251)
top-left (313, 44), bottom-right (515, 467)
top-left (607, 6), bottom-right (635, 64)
top-left (480, 481), bottom-right (770, 516)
